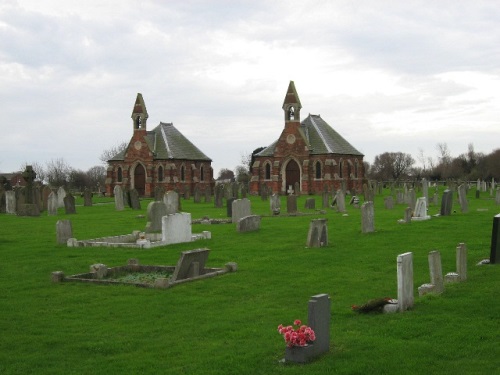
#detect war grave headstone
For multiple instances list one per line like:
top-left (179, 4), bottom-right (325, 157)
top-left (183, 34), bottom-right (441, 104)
top-left (418, 250), bottom-right (444, 296)
top-left (5, 190), bottom-right (16, 214)
top-left (440, 189), bottom-right (453, 216)
top-left (270, 193), bottom-right (280, 215)
top-left (412, 197), bottom-right (430, 221)
top-left (361, 201), bottom-right (374, 233)
top-left (335, 190), bottom-right (346, 212)
top-left (305, 197), bottom-right (315, 210)
top-left (306, 219), bottom-right (328, 248)
top-left (63, 193), bottom-right (76, 214)
top-left (445, 243), bottom-right (467, 283)
top-left (145, 201), bottom-right (168, 233)
top-left (56, 220), bottom-right (73, 245)
top-left (237, 215), bottom-right (261, 233)
top-left (163, 190), bottom-right (179, 215)
top-left (457, 184), bottom-right (468, 213)
top-left (287, 194), bottom-right (298, 214)
top-left (284, 294), bottom-right (330, 364)
top-left (397, 252), bottom-right (414, 312)
top-left (83, 188), bottom-right (93, 207)
top-left (384, 196), bottom-right (394, 210)
top-left (57, 186), bottom-right (66, 208)
top-left (47, 191), bottom-right (58, 216)
top-left (162, 212), bottom-right (192, 245)
top-left (114, 185), bottom-right (124, 211)
top-left (129, 188), bottom-right (141, 210)
top-left (232, 198), bottom-right (251, 224)
top-left (490, 214), bottom-right (500, 264)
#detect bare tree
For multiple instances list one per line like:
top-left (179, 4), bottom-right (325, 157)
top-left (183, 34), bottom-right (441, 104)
top-left (217, 168), bottom-right (235, 181)
top-left (371, 152), bottom-right (415, 181)
top-left (45, 158), bottom-right (71, 187)
top-left (99, 141), bottom-right (128, 164)
top-left (86, 165), bottom-right (106, 190)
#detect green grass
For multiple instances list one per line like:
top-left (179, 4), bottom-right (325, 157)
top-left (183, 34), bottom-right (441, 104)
top-left (0, 189), bottom-right (498, 374)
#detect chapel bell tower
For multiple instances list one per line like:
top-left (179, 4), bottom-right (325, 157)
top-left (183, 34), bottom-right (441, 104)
top-left (282, 81), bottom-right (302, 124)
top-left (131, 93), bottom-right (148, 132)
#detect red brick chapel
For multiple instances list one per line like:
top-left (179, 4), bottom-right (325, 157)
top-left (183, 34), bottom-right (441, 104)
top-left (105, 94), bottom-right (213, 197)
top-left (250, 81), bottom-right (364, 195)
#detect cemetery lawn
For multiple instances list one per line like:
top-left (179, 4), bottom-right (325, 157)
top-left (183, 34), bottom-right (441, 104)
top-left (0, 191), bottom-right (498, 375)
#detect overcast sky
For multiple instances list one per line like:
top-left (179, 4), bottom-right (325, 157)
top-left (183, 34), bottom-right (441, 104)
top-left (1, 0), bottom-right (499, 176)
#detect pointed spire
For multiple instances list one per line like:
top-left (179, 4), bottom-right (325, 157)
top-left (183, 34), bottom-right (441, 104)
top-left (282, 81), bottom-right (302, 122)
top-left (131, 93), bottom-right (148, 131)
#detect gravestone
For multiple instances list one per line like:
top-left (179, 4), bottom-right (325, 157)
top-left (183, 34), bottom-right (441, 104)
top-left (145, 201), bottom-right (168, 233)
top-left (56, 220), bottom-right (73, 245)
top-left (306, 219), bottom-right (328, 248)
top-left (63, 193), bottom-right (76, 214)
top-left (204, 185), bottom-right (212, 203)
top-left (113, 185), bottom-right (124, 211)
top-left (432, 193), bottom-right (439, 206)
top-left (237, 215), bottom-right (261, 232)
top-left (287, 194), bottom-right (297, 214)
top-left (16, 166), bottom-right (40, 217)
top-left (193, 185), bottom-right (201, 203)
top-left (232, 198), bottom-right (251, 224)
top-left (184, 185), bottom-right (191, 200)
top-left (171, 248), bottom-right (209, 282)
top-left (232, 183), bottom-right (239, 200)
top-left (129, 189), bottom-right (141, 210)
top-left (404, 207), bottom-right (412, 223)
top-left (83, 188), bottom-right (93, 207)
top-left (5, 190), bottom-right (16, 214)
top-left (284, 294), bottom-right (330, 364)
top-left (162, 212), bottom-right (192, 245)
top-left (440, 189), bottom-right (453, 216)
top-left (260, 184), bottom-right (269, 201)
top-left (422, 178), bottom-right (429, 205)
top-left (495, 189), bottom-right (500, 205)
top-left (57, 186), bottom-right (66, 208)
top-left (0, 190), bottom-right (5, 213)
top-left (408, 189), bottom-right (416, 213)
top-left (214, 184), bottom-right (224, 208)
top-left (41, 185), bottom-right (52, 211)
top-left (361, 201), bottom-right (374, 233)
top-left (396, 190), bottom-right (404, 204)
top-left (294, 181), bottom-right (300, 195)
top-left (412, 197), bottom-right (430, 221)
top-left (226, 198), bottom-right (235, 218)
top-left (163, 190), bottom-right (179, 214)
top-left (305, 198), bottom-right (315, 210)
top-left (384, 196), bottom-right (394, 209)
top-left (490, 214), bottom-right (500, 264)
top-left (322, 190), bottom-right (329, 209)
top-left (457, 184), bottom-right (468, 213)
top-left (336, 190), bottom-right (346, 212)
top-left (154, 185), bottom-right (165, 202)
top-left (397, 252), bottom-right (414, 312)
top-left (47, 191), bottom-right (58, 216)
top-left (270, 193), bottom-right (280, 215)
top-left (456, 243), bottom-right (467, 281)
top-left (419, 251), bottom-right (444, 296)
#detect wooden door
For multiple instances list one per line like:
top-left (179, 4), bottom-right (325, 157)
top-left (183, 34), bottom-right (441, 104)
top-left (134, 164), bottom-right (146, 196)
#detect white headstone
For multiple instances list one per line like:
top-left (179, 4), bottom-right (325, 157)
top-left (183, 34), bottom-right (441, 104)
top-left (397, 252), bottom-right (414, 312)
top-left (361, 201), bottom-right (375, 233)
top-left (5, 190), bottom-right (16, 214)
top-left (412, 197), bottom-right (430, 221)
top-left (162, 212), bottom-right (192, 245)
top-left (163, 190), bottom-right (179, 215)
top-left (57, 186), bottom-right (66, 208)
top-left (232, 198), bottom-right (251, 224)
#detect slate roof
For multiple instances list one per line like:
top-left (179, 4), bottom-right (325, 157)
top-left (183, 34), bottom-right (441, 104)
top-left (257, 114), bottom-right (363, 157)
top-left (109, 122), bottom-right (211, 162)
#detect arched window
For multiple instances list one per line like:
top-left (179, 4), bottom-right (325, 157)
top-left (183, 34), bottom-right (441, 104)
top-left (117, 167), bottom-right (123, 182)
top-left (288, 106), bottom-right (295, 120)
top-left (265, 163), bottom-right (271, 180)
top-left (339, 161), bottom-right (343, 178)
top-left (200, 166), bottom-right (204, 182)
top-left (180, 165), bottom-right (185, 182)
top-left (315, 161), bottom-right (321, 179)
top-left (158, 165), bottom-right (164, 182)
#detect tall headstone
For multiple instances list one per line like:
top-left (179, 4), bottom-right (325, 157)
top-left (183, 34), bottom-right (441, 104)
top-left (490, 213), bottom-right (500, 264)
top-left (361, 201), bottom-right (374, 233)
top-left (145, 201), bottom-right (168, 232)
top-left (495, 189), bottom-right (500, 205)
top-left (397, 252), bottom-right (414, 312)
top-left (270, 193), bottom-right (280, 215)
top-left (336, 190), bottom-right (346, 212)
top-left (129, 189), bottom-right (141, 210)
top-left (456, 243), bottom-right (467, 281)
top-left (422, 178), bottom-right (429, 205)
top-left (457, 184), bottom-right (468, 213)
top-left (0, 189), bottom-right (5, 213)
top-left (41, 185), bottom-right (52, 211)
top-left (214, 184), bottom-right (223, 207)
top-left (226, 197), bottom-right (235, 218)
top-left (408, 189), bottom-right (416, 214)
top-left (306, 219), bottom-right (328, 248)
top-left (294, 181), bottom-right (300, 195)
top-left (47, 191), bottom-right (58, 216)
top-left (114, 185), bottom-right (124, 211)
top-left (57, 186), bottom-right (66, 208)
top-left (83, 188), bottom-right (93, 207)
top-left (287, 194), bottom-right (297, 214)
top-left (428, 250), bottom-right (444, 294)
top-left (63, 193), bottom-right (76, 214)
top-left (440, 189), bottom-right (453, 216)
top-left (56, 220), bottom-right (73, 245)
top-left (161, 212), bottom-right (192, 245)
top-left (231, 198), bottom-right (251, 223)
top-left (193, 184), bottom-right (201, 203)
top-left (163, 190), bottom-right (179, 214)
top-left (5, 190), bottom-right (16, 214)
top-left (204, 185), bottom-right (212, 203)
top-left (154, 185), bottom-right (165, 202)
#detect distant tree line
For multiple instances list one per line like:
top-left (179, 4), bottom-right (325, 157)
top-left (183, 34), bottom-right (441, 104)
top-left (365, 143), bottom-right (500, 182)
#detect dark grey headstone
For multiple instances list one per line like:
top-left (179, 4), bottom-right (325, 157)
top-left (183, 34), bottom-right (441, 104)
top-left (306, 219), bottom-right (328, 247)
top-left (226, 198), bottom-right (235, 218)
top-left (171, 248), bottom-right (210, 282)
top-left (237, 215), bottom-right (261, 232)
top-left (287, 194), bottom-right (297, 214)
top-left (305, 198), bottom-right (315, 210)
top-left (129, 189), bottom-right (141, 210)
top-left (63, 193), bottom-right (76, 214)
top-left (56, 219), bottom-right (73, 245)
top-left (490, 214), bottom-right (500, 264)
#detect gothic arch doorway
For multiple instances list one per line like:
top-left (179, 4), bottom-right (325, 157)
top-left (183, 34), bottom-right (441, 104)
top-left (134, 163), bottom-right (146, 196)
top-left (285, 159), bottom-right (300, 193)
